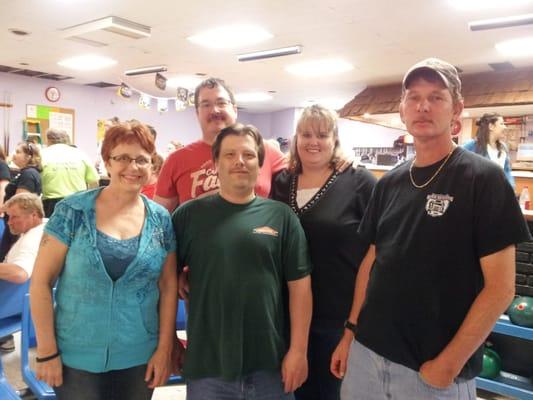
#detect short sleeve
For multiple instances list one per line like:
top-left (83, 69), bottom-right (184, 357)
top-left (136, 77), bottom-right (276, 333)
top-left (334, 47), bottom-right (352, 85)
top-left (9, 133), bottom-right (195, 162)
top-left (473, 167), bottom-right (530, 257)
top-left (17, 169), bottom-right (40, 193)
top-left (0, 162), bottom-right (11, 181)
top-left (83, 160), bottom-right (100, 184)
top-left (265, 141), bottom-right (288, 175)
top-left (156, 154), bottom-right (178, 198)
top-left (44, 200), bottom-right (78, 246)
top-left (282, 208), bottom-right (312, 281)
top-left (357, 183), bottom-right (380, 245)
top-left (161, 211), bottom-right (177, 253)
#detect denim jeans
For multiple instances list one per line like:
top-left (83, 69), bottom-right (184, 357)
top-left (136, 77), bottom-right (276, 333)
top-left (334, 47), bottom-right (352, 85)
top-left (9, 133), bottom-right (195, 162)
top-left (341, 341), bottom-right (476, 400)
top-left (187, 370), bottom-right (294, 400)
top-left (54, 364), bottom-right (153, 400)
top-left (295, 324), bottom-right (343, 400)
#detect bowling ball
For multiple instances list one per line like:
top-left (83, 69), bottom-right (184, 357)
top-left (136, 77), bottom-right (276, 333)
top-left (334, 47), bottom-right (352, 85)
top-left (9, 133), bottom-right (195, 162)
top-left (508, 296), bottom-right (533, 328)
top-left (479, 348), bottom-right (501, 380)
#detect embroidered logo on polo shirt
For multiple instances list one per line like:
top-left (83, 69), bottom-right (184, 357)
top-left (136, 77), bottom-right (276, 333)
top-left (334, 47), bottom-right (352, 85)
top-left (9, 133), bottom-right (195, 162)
top-left (425, 193), bottom-right (454, 217)
top-left (253, 226), bottom-right (279, 237)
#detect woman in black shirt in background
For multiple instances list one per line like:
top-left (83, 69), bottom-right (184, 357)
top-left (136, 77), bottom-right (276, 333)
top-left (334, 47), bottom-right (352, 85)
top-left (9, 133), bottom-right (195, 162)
top-left (271, 105), bottom-right (376, 400)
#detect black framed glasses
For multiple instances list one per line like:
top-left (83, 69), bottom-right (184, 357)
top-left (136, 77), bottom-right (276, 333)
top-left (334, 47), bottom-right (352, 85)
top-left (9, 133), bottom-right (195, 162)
top-left (109, 154), bottom-right (151, 167)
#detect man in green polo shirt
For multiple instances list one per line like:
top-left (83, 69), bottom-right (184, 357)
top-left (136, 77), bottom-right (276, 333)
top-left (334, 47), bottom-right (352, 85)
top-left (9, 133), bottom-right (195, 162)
top-left (40, 129), bottom-right (99, 217)
top-left (172, 123), bottom-right (312, 399)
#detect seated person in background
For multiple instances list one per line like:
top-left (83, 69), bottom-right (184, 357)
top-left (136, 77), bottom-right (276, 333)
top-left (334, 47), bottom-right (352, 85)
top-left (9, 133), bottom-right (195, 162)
top-left (0, 192), bottom-right (46, 352)
top-left (141, 153), bottom-right (164, 199)
top-left (462, 113), bottom-right (515, 189)
top-left (41, 128), bottom-right (99, 217)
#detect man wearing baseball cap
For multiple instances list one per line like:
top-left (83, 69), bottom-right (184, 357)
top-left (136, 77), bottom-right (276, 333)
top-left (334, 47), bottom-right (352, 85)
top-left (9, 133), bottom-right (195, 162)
top-left (330, 58), bottom-right (530, 399)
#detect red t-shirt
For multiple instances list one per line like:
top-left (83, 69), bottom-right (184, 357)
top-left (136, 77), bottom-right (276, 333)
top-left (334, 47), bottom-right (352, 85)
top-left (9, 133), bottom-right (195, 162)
top-left (141, 182), bottom-right (157, 199)
top-left (156, 140), bottom-right (286, 204)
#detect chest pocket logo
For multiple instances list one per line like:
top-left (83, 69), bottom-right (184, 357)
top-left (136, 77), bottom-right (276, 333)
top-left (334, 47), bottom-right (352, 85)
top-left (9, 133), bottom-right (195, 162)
top-left (253, 226), bottom-right (279, 237)
top-left (425, 193), bottom-right (454, 217)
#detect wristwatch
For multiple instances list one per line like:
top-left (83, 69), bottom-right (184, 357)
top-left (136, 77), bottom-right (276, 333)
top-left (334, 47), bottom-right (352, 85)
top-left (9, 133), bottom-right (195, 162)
top-left (344, 320), bottom-right (358, 335)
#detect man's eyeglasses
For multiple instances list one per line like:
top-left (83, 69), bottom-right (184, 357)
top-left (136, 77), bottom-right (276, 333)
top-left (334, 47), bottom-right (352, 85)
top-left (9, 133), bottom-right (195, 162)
top-left (199, 99), bottom-right (233, 110)
top-left (109, 154), bottom-right (151, 167)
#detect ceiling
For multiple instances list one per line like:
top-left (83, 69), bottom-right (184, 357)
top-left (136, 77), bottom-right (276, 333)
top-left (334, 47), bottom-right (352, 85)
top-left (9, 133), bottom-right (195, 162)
top-left (2, 0), bottom-right (533, 112)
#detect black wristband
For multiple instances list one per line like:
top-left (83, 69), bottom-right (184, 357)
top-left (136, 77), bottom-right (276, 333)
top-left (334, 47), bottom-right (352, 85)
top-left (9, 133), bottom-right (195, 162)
top-left (36, 351), bottom-right (61, 363)
top-left (344, 320), bottom-right (358, 335)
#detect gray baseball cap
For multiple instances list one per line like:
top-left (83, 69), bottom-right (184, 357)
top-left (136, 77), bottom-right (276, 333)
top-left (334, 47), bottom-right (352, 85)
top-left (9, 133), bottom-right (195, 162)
top-left (402, 58), bottom-right (462, 98)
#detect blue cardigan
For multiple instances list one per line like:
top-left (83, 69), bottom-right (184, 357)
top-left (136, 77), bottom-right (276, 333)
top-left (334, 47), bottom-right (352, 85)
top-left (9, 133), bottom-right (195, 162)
top-left (45, 188), bottom-right (176, 372)
top-left (462, 139), bottom-right (515, 189)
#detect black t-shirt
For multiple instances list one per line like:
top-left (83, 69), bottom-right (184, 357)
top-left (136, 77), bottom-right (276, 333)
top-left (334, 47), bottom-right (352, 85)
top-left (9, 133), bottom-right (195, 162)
top-left (5, 166), bottom-right (42, 201)
top-left (357, 147), bottom-right (531, 379)
top-left (272, 167), bottom-right (376, 328)
top-left (0, 161), bottom-right (11, 182)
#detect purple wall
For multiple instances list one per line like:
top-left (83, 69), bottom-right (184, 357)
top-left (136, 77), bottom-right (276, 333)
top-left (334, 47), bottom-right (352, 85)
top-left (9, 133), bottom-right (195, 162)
top-left (0, 72), bottom-right (203, 159)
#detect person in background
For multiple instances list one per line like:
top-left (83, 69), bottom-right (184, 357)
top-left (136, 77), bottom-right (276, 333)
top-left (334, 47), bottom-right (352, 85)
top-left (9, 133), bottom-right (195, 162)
top-left (0, 193), bottom-right (46, 353)
top-left (0, 146), bottom-right (11, 207)
top-left (40, 128), bottom-right (99, 217)
top-left (271, 105), bottom-right (376, 400)
top-left (462, 112), bottom-right (515, 189)
top-left (173, 123), bottom-right (312, 399)
top-left (331, 58), bottom-right (530, 400)
top-left (0, 142), bottom-right (42, 260)
top-left (141, 153), bottom-right (164, 199)
top-left (30, 122), bottom-right (177, 400)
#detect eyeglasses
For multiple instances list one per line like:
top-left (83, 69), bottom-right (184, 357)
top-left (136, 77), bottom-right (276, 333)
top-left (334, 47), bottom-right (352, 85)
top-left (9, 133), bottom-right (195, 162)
top-left (109, 154), bottom-right (151, 167)
top-left (198, 99), bottom-right (233, 110)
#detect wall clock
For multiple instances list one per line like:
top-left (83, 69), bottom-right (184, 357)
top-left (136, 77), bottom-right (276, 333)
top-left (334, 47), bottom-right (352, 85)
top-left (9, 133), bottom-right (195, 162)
top-left (45, 86), bottom-right (60, 102)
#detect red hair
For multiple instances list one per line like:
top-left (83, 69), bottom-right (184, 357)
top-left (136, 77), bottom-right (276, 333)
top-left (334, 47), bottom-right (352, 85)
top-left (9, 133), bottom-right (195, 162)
top-left (101, 122), bottom-right (155, 161)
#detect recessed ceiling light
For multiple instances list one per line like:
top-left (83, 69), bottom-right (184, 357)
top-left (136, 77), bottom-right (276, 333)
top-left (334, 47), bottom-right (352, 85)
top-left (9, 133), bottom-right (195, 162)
top-left (58, 54), bottom-right (117, 71)
top-left (166, 76), bottom-right (203, 89)
top-left (235, 92), bottom-right (273, 102)
top-left (495, 36), bottom-right (533, 57)
top-left (286, 59), bottom-right (354, 77)
top-left (450, 0), bottom-right (532, 10)
top-left (187, 24), bottom-right (273, 49)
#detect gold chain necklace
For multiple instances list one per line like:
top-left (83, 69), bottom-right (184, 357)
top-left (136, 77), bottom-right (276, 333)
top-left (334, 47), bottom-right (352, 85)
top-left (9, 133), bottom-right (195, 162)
top-left (409, 145), bottom-right (456, 189)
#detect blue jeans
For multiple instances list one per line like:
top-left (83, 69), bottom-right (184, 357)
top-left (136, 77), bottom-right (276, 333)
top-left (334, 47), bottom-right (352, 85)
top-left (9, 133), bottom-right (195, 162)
top-left (187, 370), bottom-right (294, 400)
top-left (54, 364), bottom-right (153, 400)
top-left (295, 324), bottom-right (343, 400)
top-left (341, 341), bottom-right (476, 400)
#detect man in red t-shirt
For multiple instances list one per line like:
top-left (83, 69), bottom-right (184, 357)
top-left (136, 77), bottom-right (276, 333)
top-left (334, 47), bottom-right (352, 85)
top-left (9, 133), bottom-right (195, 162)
top-left (154, 78), bottom-right (287, 212)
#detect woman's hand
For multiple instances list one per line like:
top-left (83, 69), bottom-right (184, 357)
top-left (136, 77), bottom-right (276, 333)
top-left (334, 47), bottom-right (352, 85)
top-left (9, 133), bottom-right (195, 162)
top-left (35, 356), bottom-right (63, 387)
top-left (145, 347), bottom-right (172, 389)
top-left (171, 338), bottom-right (186, 375)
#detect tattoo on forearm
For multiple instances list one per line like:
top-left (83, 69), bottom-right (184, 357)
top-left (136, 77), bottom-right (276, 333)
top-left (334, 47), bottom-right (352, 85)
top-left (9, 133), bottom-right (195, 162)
top-left (40, 234), bottom-right (50, 247)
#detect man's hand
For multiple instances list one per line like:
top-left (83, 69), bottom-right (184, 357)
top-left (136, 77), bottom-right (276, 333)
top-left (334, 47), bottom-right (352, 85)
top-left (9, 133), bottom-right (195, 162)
top-left (178, 266), bottom-right (190, 300)
top-left (330, 332), bottom-right (353, 379)
top-left (419, 358), bottom-right (457, 389)
top-left (281, 348), bottom-right (308, 393)
top-left (171, 336), bottom-right (186, 375)
top-left (35, 356), bottom-right (63, 387)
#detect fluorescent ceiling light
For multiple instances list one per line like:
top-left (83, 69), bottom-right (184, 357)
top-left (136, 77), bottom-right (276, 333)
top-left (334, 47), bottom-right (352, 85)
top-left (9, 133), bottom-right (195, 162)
top-left (286, 59), bottom-right (354, 77)
top-left (57, 54), bottom-right (117, 71)
top-left (238, 45), bottom-right (302, 62)
top-left (469, 14), bottom-right (533, 31)
top-left (124, 65), bottom-right (167, 76)
top-left (235, 92), bottom-right (273, 102)
top-left (496, 36), bottom-right (533, 57)
top-left (187, 24), bottom-right (273, 49)
top-left (450, 0), bottom-right (532, 10)
top-left (166, 76), bottom-right (202, 89)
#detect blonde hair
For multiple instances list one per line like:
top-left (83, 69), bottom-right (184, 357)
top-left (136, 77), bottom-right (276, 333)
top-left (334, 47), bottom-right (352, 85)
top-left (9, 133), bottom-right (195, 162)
top-left (4, 192), bottom-right (44, 218)
top-left (289, 104), bottom-right (340, 174)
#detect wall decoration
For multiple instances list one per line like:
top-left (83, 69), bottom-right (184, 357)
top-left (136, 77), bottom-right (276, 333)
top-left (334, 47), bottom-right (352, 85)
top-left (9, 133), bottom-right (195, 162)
top-left (25, 104), bottom-right (75, 144)
top-left (177, 87), bottom-right (188, 103)
top-left (157, 98), bottom-right (168, 113)
top-left (155, 73), bottom-right (167, 90)
top-left (45, 86), bottom-right (61, 102)
top-left (139, 94), bottom-right (152, 109)
top-left (117, 83), bottom-right (132, 98)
